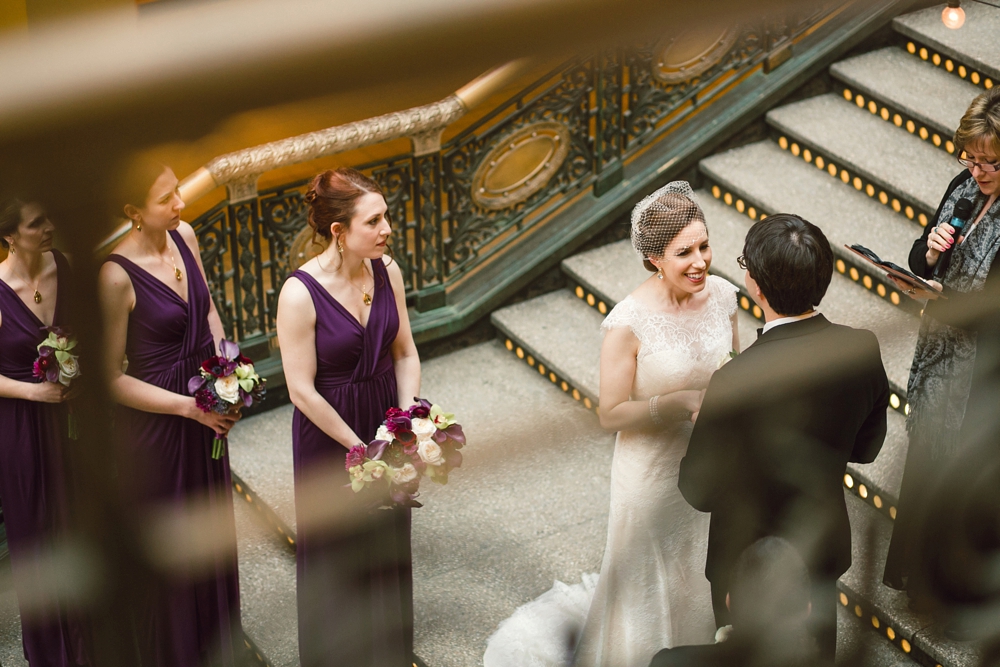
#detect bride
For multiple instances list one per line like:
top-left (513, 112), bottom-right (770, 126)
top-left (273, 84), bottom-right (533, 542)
top-left (485, 182), bottom-right (740, 667)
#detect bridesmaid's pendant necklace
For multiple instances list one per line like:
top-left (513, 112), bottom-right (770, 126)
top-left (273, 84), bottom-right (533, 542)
top-left (320, 254), bottom-right (373, 305)
top-left (7, 262), bottom-right (43, 303)
top-left (164, 247), bottom-right (183, 281)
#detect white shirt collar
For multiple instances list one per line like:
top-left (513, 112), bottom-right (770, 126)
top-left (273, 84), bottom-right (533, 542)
top-left (761, 311), bottom-right (820, 334)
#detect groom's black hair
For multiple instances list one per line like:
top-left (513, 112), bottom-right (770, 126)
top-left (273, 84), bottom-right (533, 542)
top-left (743, 214), bottom-right (833, 316)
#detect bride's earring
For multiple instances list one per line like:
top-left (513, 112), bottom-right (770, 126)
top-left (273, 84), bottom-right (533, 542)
top-left (656, 268), bottom-right (663, 280)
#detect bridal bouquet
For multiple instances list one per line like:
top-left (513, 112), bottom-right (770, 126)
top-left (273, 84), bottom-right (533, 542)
top-left (188, 339), bottom-right (266, 459)
top-left (33, 326), bottom-right (81, 439)
top-left (347, 398), bottom-right (466, 508)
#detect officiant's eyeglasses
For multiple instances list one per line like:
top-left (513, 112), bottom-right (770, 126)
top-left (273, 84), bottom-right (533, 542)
top-left (958, 152), bottom-right (1000, 173)
top-left (737, 254), bottom-right (747, 270)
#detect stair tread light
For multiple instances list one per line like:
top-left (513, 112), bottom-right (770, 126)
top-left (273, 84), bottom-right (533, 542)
top-left (942, 1), bottom-right (965, 29)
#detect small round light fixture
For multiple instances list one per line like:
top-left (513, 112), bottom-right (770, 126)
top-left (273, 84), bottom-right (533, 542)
top-left (942, 1), bottom-right (966, 29)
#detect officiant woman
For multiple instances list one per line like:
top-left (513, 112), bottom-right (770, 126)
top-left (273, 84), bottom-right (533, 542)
top-left (885, 86), bottom-right (1000, 615)
top-left (0, 199), bottom-right (89, 666)
top-left (276, 167), bottom-right (420, 667)
top-left (98, 161), bottom-right (244, 665)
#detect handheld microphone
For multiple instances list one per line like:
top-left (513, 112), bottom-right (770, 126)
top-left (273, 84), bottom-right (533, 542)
top-left (934, 198), bottom-right (974, 280)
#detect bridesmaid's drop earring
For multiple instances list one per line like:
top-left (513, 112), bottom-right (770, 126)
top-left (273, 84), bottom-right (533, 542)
top-left (135, 218), bottom-right (143, 232)
top-left (8, 244), bottom-right (14, 255)
top-left (338, 242), bottom-right (344, 254)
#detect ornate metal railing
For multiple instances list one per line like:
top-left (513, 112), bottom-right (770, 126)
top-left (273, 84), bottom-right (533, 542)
top-left (191, 1), bottom-right (842, 345)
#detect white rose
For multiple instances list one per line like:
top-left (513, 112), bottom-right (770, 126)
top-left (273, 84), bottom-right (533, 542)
top-left (57, 356), bottom-right (80, 386)
top-left (375, 424), bottom-right (393, 442)
top-left (417, 439), bottom-right (445, 466)
top-left (411, 417), bottom-right (437, 442)
top-left (392, 463), bottom-right (419, 484)
top-left (214, 374), bottom-right (241, 404)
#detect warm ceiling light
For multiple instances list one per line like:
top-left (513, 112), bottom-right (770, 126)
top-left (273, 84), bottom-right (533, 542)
top-left (942, 1), bottom-right (966, 29)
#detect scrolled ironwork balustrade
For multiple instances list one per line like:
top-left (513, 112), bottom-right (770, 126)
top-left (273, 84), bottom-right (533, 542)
top-left (190, 1), bottom-right (839, 344)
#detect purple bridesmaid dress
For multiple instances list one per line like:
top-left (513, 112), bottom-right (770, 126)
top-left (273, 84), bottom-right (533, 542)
top-left (106, 230), bottom-right (242, 666)
top-left (0, 249), bottom-right (89, 666)
top-left (290, 259), bottom-right (414, 667)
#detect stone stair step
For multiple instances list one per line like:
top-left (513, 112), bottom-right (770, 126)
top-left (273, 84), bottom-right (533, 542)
top-left (700, 145), bottom-right (923, 322)
top-left (838, 600), bottom-right (920, 666)
top-left (766, 91), bottom-right (960, 217)
top-left (893, 3), bottom-right (1000, 83)
top-left (491, 290), bottom-right (604, 403)
top-left (841, 491), bottom-right (983, 667)
top-left (235, 492), bottom-right (299, 667)
top-left (830, 46), bottom-right (982, 145)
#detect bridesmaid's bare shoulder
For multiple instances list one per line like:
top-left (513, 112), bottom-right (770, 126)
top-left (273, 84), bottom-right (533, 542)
top-left (381, 256), bottom-right (406, 295)
top-left (175, 221), bottom-right (199, 254)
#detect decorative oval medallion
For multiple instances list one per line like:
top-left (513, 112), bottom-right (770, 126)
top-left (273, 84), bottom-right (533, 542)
top-left (653, 24), bottom-right (739, 84)
top-left (288, 225), bottom-right (326, 272)
top-left (471, 121), bottom-right (571, 211)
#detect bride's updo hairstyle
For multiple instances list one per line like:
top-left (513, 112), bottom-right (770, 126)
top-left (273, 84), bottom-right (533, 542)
top-left (305, 167), bottom-right (385, 247)
top-left (630, 181), bottom-right (707, 272)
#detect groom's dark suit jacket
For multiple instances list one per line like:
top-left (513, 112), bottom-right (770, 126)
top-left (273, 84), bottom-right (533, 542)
top-left (679, 315), bottom-right (889, 592)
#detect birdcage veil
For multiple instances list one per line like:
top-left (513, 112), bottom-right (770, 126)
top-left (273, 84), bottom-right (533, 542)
top-left (630, 181), bottom-right (706, 262)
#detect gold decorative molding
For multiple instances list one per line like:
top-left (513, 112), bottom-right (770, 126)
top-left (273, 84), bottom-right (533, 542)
top-left (471, 121), bottom-right (570, 211)
top-left (174, 59), bottom-right (536, 207)
top-left (653, 24), bottom-right (739, 84)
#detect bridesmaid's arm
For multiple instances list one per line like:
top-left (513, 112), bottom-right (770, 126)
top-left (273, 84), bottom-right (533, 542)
top-left (598, 327), bottom-right (701, 432)
top-left (276, 276), bottom-right (365, 448)
top-left (177, 222), bottom-right (227, 351)
top-left (0, 310), bottom-right (65, 401)
top-left (98, 261), bottom-right (237, 434)
top-left (385, 258), bottom-right (420, 408)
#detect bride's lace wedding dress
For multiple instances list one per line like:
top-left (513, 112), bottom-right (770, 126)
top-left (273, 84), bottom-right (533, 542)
top-left (485, 275), bottom-right (738, 667)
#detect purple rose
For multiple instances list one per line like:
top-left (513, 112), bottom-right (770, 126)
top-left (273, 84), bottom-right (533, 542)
top-left (385, 408), bottom-right (412, 435)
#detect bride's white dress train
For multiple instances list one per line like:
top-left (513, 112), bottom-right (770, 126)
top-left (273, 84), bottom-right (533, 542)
top-left (484, 276), bottom-right (738, 667)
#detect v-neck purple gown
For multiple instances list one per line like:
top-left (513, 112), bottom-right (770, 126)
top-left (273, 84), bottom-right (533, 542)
top-left (0, 249), bottom-right (89, 666)
top-left (105, 230), bottom-right (242, 666)
top-left (290, 259), bottom-right (414, 667)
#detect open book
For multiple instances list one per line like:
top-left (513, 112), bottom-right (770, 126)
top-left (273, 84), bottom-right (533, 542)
top-left (844, 244), bottom-right (944, 297)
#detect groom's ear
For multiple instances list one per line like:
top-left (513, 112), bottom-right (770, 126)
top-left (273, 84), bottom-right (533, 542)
top-left (725, 592), bottom-right (731, 611)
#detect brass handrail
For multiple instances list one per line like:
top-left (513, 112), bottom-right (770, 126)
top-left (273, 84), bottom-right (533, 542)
top-left (95, 58), bottom-right (532, 251)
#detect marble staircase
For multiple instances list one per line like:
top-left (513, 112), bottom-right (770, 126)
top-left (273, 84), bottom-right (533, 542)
top-left (489, 4), bottom-right (998, 667)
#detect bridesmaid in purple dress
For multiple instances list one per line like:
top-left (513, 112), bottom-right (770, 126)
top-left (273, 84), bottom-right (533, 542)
top-left (98, 164), bottom-right (243, 666)
top-left (276, 168), bottom-right (421, 667)
top-left (0, 200), bottom-right (88, 666)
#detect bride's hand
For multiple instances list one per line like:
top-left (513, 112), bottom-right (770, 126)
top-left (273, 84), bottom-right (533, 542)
top-left (659, 389), bottom-right (705, 422)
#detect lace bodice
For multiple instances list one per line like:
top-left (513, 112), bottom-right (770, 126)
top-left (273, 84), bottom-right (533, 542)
top-left (602, 275), bottom-right (738, 400)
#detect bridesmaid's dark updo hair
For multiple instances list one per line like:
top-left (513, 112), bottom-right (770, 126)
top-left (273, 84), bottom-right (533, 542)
top-left (0, 198), bottom-right (24, 250)
top-left (305, 168), bottom-right (385, 245)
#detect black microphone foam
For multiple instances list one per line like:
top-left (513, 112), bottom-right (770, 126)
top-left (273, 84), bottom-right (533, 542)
top-left (934, 197), bottom-right (975, 279)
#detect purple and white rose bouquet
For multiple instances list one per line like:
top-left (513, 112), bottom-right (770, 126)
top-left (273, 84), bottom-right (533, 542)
top-left (188, 339), bottom-right (266, 459)
top-left (347, 398), bottom-right (466, 508)
top-left (33, 326), bottom-right (81, 439)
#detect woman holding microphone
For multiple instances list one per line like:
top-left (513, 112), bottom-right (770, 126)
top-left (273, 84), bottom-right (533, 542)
top-left (885, 87), bottom-right (1000, 618)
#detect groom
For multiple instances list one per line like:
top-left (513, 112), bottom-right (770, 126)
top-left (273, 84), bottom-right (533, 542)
top-left (679, 213), bottom-right (890, 660)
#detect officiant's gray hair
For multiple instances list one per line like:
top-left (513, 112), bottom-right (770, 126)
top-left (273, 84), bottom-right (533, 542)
top-left (630, 181), bottom-right (706, 272)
